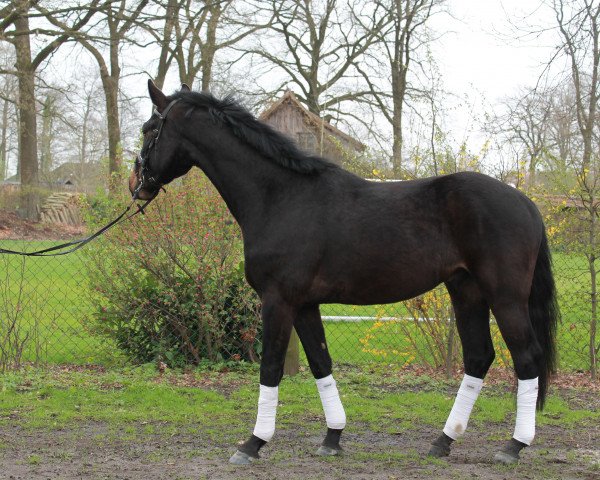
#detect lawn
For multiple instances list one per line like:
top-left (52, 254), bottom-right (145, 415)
top-left (0, 364), bottom-right (598, 479)
top-left (0, 239), bottom-right (120, 365)
top-left (0, 239), bottom-right (596, 371)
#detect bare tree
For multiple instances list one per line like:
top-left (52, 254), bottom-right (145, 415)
top-left (37, 0), bottom-right (149, 192)
top-left (144, 0), bottom-right (270, 92)
top-left (149, 0), bottom-right (179, 89)
top-left (248, 0), bottom-right (390, 116)
top-left (550, 0), bottom-right (600, 378)
top-left (0, 96), bottom-right (11, 180)
top-left (356, 0), bottom-right (446, 177)
top-left (0, 51), bottom-right (17, 181)
top-left (511, 1), bottom-right (600, 377)
top-left (552, 0), bottom-right (600, 172)
top-left (39, 92), bottom-right (56, 175)
top-left (0, 0), bottom-right (102, 218)
top-left (547, 87), bottom-right (579, 172)
top-left (488, 89), bottom-right (552, 187)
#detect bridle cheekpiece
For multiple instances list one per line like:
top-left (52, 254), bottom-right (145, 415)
top-left (133, 98), bottom-right (180, 199)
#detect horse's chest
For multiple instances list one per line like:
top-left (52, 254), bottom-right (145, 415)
top-left (243, 243), bottom-right (320, 298)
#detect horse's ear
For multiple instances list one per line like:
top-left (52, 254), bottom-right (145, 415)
top-left (181, 83), bottom-right (191, 92)
top-left (148, 79), bottom-right (168, 111)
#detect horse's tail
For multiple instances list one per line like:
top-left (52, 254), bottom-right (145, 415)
top-left (529, 229), bottom-right (559, 410)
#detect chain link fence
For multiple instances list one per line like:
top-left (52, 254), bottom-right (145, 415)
top-left (0, 177), bottom-right (598, 377)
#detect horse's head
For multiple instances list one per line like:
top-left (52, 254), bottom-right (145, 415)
top-left (129, 80), bottom-right (193, 200)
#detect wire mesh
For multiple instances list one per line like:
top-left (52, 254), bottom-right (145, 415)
top-left (0, 186), bottom-right (597, 377)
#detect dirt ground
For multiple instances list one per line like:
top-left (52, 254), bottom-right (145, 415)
top-left (0, 210), bottom-right (85, 240)
top-left (1, 391), bottom-right (598, 480)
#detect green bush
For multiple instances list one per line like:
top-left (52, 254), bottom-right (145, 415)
top-left (84, 171), bottom-right (261, 366)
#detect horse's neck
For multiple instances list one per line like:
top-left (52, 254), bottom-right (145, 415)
top-left (192, 147), bottom-right (290, 229)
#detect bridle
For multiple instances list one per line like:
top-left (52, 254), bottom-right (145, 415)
top-left (133, 98), bottom-right (180, 200)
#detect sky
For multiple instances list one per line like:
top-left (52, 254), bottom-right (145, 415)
top-left (436, 0), bottom-right (554, 100)
top-left (429, 0), bottom-right (557, 148)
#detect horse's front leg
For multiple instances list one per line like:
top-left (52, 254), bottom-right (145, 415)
top-left (294, 304), bottom-right (345, 456)
top-left (229, 294), bottom-right (295, 465)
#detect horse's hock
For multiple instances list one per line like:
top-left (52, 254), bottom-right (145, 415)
top-left (40, 192), bottom-right (82, 226)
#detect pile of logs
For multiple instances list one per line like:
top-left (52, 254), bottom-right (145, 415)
top-left (40, 192), bottom-right (83, 225)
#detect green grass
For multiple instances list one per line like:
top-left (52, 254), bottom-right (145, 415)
top-left (0, 240), bottom-right (596, 371)
top-left (0, 239), bottom-right (120, 365)
top-left (1, 365), bottom-right (598, 479)
top-left (0, 366), bottom-right (597, 433)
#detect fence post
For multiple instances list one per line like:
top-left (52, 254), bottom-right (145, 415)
top-left (284, 328), bottom-right (300, 376)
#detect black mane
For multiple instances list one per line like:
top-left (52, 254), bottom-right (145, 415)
top-left (171, 91), bottom-right (337, 175)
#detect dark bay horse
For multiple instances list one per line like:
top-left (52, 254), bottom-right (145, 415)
top-left (130, 81), bottom-right (558, 466)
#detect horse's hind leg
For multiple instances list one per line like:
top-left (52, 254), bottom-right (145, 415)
top-left (429, 272), bottom-right (494, 458)
top-left (229, 293), bottom-right (295, 465)
top-left (294, 304), bottom-right (346, 456)
top-left (490, 301), bottom-right (541, 465)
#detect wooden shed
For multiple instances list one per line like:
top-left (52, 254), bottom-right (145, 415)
top-left (259, 90), bottom-right (366, 164)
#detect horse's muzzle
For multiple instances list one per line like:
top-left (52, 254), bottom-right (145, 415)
top-left (128, 169), bottom-right (158, 200)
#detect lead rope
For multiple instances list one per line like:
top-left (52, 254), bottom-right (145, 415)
top-left (2, 98), bottom-right (180, 257)
top-left (0, 196), bottom-right (155, 257)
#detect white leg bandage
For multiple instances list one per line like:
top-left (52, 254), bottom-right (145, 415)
top-left (443, 374), bottom-right (483, 440)
top-left (316, 374), bottom-right (346, 429)
top-left (252, 384), bottom-right (279, 442)
top-left (513, 377), bottom-right (538, 445)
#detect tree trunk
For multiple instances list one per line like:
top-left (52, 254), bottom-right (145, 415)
top-left (200, 51), bottom-right (214, 92)
top-left (40, 94), bottom-right (55, 175)
top-left (155, 0), bottom-right (178, 89)
top-left (0, 98), bottom-right (8, 180)
top-left (445, 311), bottom-right (456, 379)
top-left (103, 74), bottom-right (121, 192)
top-left (284, 328), bottom-right (300, 376)
top-left (391, 70), bottom-right (405, 178)
top-left (306, 81), bottom-right (321, 115)
top-left (391, 112), bottom-right (403, 177)
top-left (589, 206), bottom-right (597, 380)
top-left (390, 0), bottom-right (410, 179)
top-left (14, 12), bottom-right (39, 220)
top-left (106, 12), bottom-right (122, 192)
top-left (200, 3), bottom-right (221, 92)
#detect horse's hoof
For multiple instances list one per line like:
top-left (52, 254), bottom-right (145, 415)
top-left (494, 438), bottom-right (525, 465)
top-left (427, 444), bottom-right (450, 458)
top-left (428, 433), bottom-right (452, 458)
top-left (316, 445), bottom-right (342, 456)
top-left (494, 450), bottom-right (519, 465)
top-left (229, 450), bottom-right (257, 465)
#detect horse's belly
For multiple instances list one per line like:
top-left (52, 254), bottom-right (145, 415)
top-left (315, 258), bottom-right (446, 306)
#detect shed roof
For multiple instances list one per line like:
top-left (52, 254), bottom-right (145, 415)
top-left (259, 90), bottom-right (366, 153)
